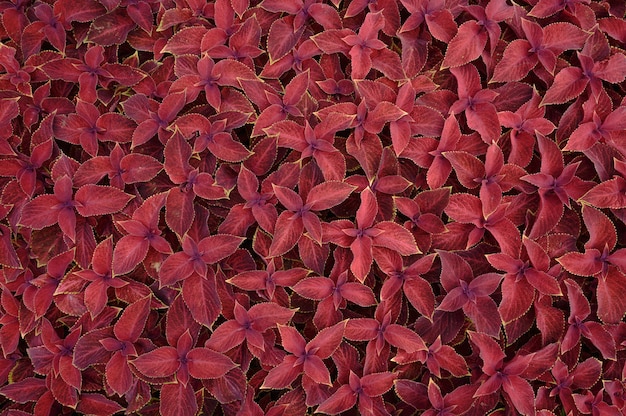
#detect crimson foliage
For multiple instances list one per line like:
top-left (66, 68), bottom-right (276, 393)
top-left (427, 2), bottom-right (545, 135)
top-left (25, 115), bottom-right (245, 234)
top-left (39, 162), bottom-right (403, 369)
top-left (1, 0), bottom-right (626, 415)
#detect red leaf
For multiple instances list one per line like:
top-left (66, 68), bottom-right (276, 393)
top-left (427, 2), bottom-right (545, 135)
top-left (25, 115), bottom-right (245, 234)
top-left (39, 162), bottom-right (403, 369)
top-left (197, 234), bottom-right (244, 264)
top-left (403, 277), bottom-right (436, 319)
top-left (444, 193), bottom-right (482, 225)
top-left (502, 375), bottom-right (536, 416)
top-left (165, 189), bottom-right (195, 237)
top-left (308, 320), bottom-right (347, 359)
top-left (571, 358), bottom-right (602, 389)
top-left (87, 9), bottom-right (135, 46)
top-left (464, 296), bottom-right (502, 337)
top-left (75, 185), bottom-right (134, 216)
top-left (0, 377), bottom-right (47, 403)
top-left (261, 355), bottom-right (301, 389)
top-left (558, 251), bottom-right (602, 276)
top-left (340, 283), bottom-right (376, 307)
top-left (114, 296), bottom-right (151, 342)
top-left (267, 18), bottom-right (304, 63)
top-left (584, 321), bottom-right (616, 359)
top-left (161, 26), bottom-right (206, 55)
top-left (76, 393), bottom-right (124, 416)
top-left (120, 154), bottom-right (162, 183)
top-left (245, 136), bottom-right (278, 176)
top-left (205, 320), bottom-right (245, 354)
top-left (73, 157), bottom-right (112, 186)
top-left (73, 328), bottom-right (114, 370)
top-left (307, 182), bottom-right (356, 211)
top-left (437, 250), bottom-right (474, 292)
top-left (249, 302), bottom-right (297, 331)
top-left (372, 221), bottom-right (420, 255)
top-left (541, 67), bottom-right (588, 106)
top-left (492, 40), bottom-right (537, 82)
top-left (371, 47), bottom-right (406, 81)
top-left (159, 252), bottom-right (195, 287)
top-left (160, 382), bottom-right (198, 416)
top-left (182, 271), bottom-right (222, 327)
top-left (582, 205), bottom-right (617, 251)
top-left (106, 353), bottom-right (133, 396)
top-left (350, 236), bottom-right (374, 282)
top-left (97, 114), bottom-right (136, 143)
top-left (316, 384), bottom-right (357, 414)
top-left (132, 346), bottom-right (179, 378)
top-left (303, 354), bottom-right (332, 386)
top-left (596, 268), bottom-right (626, 324)
top-left (311, 29), bottom-right (353, 54)
top-left (444, 151), bottom-right (484, 189)
top-left (361, 372), bottom-right (397, 397)
top-left (112, 235), bottom-right (150, 276)
top-left (465, 102), bottom-right (501, 144)
top-left (469, 331), bottom-right (505, 374)
top-left (273, 185), bottom-right (303, 212)
top-left (595, 52), bottom-right (626, 83)
top-left (580, 177), bottom-right (626, 209)
top-left (187, 347), bottom-right (236, 379)
top-left (441, 21), bottom-right (487, 68)
top-left (384, 324), bottom-right (427, 352)
top-left (293, 277), bottom-right (334, 300)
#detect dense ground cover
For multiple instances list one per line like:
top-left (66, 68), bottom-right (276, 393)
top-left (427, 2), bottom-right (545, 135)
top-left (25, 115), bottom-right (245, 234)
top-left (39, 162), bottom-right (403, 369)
top-left (1, 0), bottom-right (626, 414)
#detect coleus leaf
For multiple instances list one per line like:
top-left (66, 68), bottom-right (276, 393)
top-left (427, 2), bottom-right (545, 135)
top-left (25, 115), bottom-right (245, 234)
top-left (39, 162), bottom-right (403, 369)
top-left (263, 321), bottom-right (346, 389)
top-left (441, 21), bottom-right (488, 69)
top-left (579, 176), bottom-right (626, 209)
top-left (0, 377), bottom-right (47, 403)
top-left (267, 17), bottom-right (306, 64)
top-left (76, 393), bottom-right (124, 416)
top-left (87, 8), bottom-right (136, 46)
top-left (74, 185), bottom-right (134, 217)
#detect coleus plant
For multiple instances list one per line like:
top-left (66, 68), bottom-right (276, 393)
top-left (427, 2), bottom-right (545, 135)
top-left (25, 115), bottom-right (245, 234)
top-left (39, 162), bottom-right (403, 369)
top-left (0, 0), bottom-right (625, 415)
